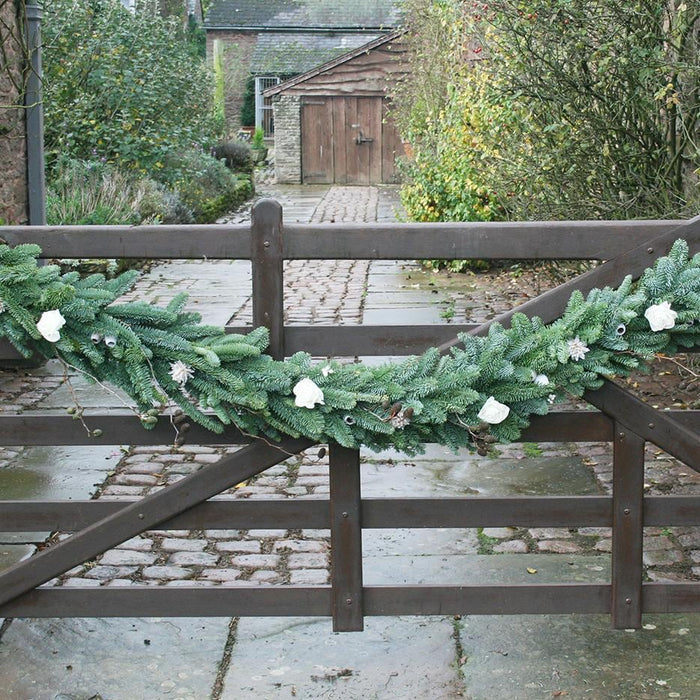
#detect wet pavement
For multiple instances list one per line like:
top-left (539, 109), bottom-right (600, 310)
top-left (0, 184), bottom-right (697, 699)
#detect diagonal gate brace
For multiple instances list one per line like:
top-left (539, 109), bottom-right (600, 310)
top-left (587, 381), bottom-right (700, 473)
top-left (0, 437), bottom-right (313, 609)
top-left (440, 212), bottom-right (700, 352)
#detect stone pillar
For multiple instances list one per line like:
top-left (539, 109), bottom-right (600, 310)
top-left (0, 0), bottom-right (28, 224)
top-left (273, 94), bottom-right (302, 184)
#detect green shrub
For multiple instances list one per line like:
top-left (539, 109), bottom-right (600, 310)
top-left (240, 76), bottom-right (256, 127)
top-left (42, 0), bottom-right (218, 175)
top-left (212, 140), bottom-right (253, 173)
top-left (46, 158), bottom-right (147, 225)
top-left (137, 179), bottom-right (194, 225)
top-left (252, 127), bottom-right (265, 150)
top-left (159, 150), bottom-right (254, 223)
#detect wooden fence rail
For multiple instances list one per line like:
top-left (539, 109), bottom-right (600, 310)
top-left (0, 200), bottom-right (697, 630)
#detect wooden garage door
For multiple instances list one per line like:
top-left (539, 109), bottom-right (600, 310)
top-left (301, 96), bottom-right (401, 185)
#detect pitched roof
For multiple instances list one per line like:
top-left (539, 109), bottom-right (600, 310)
top-left (251, 32), bottom-right (383, 75)
top-left (263, 32), bottom-right (405, 94)
top-left (204, 0), bottom-right (401, 30)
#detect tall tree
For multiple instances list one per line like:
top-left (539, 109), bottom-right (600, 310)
top-left (396, 0), bottom-right (700, 222)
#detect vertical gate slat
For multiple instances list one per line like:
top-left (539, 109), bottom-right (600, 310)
top-left (611, 424), bottom-right (646, 629)
top-left (329, 445), bottom-right (364, 631)
top-left (251, 199), bottom-right (285, 359)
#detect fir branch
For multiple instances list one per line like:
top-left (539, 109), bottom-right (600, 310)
top-left (0, 240), bottom-right (696, 455)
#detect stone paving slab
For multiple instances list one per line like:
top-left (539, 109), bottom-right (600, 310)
top-left (459, 613), bottom-right (700, 699)
top-left (0, 617), bottom-right (231, 700)
top-left (221, 616), bottom-right (461, 700)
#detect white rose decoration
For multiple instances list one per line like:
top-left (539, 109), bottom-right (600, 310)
top-left (293, 378), bottom-right (325, 409)
top-left (644, 301), bottom-right (677, 332)
top-left (36, 309), bottom-right (66, 343)
top-left (477, 396), bottom-right (510, 424)
top-left (533, 373), bottom-right (549, 386)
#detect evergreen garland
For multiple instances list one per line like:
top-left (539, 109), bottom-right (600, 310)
top-left (0, 240), bottom-right (697, 455)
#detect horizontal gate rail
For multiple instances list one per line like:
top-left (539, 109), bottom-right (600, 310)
top-left (0, 201), bottom-right (698, 629)
top-left (2, 583), bottom-right (699, 619)
top-left (0, 410), bottom-right (696, 446)
top-left (0, 218), bottom-right (685, 260)
top-left (0, 495), bottom-right (698, 533)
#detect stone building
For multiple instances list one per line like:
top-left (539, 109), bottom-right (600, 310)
top-left (266, 32), bottom-right (408, 185)
top-left (0, 0), bottom-right (28, 225)
top-left (203, 0), bottom-right (401, 135)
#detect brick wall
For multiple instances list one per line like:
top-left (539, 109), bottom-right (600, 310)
top-left (273, 95), bottom-right (301, 183)
top-left (0, 0), bottom-right (28, 224)
top-left (206, 30), bottom-right (256, 132)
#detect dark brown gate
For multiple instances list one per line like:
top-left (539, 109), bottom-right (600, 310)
top-left (301, 96), bottom-right (401, 184)
top-left (0, 201), bottom-right (697, 631)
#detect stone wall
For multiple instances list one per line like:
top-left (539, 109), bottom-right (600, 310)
top-left (206, 30), bottom-right (256, 132)
top-left (0, 0), bottom-right (28, 224)
top-left (273, 94), bottom-right (301, 183)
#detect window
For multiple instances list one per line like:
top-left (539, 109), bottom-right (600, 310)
top-left (255, 76), bottom-right (281, 137)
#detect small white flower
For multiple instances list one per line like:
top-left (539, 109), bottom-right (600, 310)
top-left (547, 393), bottom-right (557, 404)
top-left (293, 377), bottom-right (325, 409)
top-left (321, 364), bottom-right (334, 377)
top-left (0, 299), bottom-right (6, 313)
top-left (477, 396), bottom-right (510, 424)
top-left (644, 301), bottom-right (677, 332)
top-left (533, 373), bottom-right (549, 386)
top-left (36, 309), bottom-right (66, 343)
top-left (567, 336), bottom-right (589, 361)
top-left (169, 360), bottom-right (194, 386)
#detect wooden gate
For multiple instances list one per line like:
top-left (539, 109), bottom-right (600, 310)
top-left (301, 96), bottom-right (401, 184)
top-left (0, 201), bottom-right (697, 631)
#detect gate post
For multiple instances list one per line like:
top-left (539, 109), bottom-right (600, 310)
top-left (251, 199), bottom-right (285, 359)
top-left (611, 423), bottom-right (645, 629)
top-left (329, 444), bottom-right (364, 631)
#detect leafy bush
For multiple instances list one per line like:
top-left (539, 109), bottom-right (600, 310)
top-left (212, 141), bottom-right (253, 173)
top-left (137, 179), bottom-right (194, 225)
top-left (42, 0), bottom-right (218, 174)
top-left (46, 158), bottom-right (147, 225)
top-left (240, 76), bottom-right (256, 127)
top-left (395, 0), bottom-right (700, 223)
top-left (159, 150), bottom-right (253, 223)
top-left (252, 127), bottom-right (265, 150)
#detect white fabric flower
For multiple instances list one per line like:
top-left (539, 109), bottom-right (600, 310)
top-left (293, 378), bottom-right (325, 409)
top-left (169, 360), bottom-right (194, 386)
top-left (644, 301), bottom-right (677, 332)
top-left (477, 396), bottom-right (510, 424)
top-left (36, 309), bottom-right (66, 342)
top-left (321, 364), bottom-right (334, 377)
top-left (533, 373), bottom-right (549, 386)
top-left (567, 336), bottom-right (589, 361)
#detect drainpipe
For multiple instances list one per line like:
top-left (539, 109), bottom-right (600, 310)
top-left (24, 0), bottom-right (45, 226)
